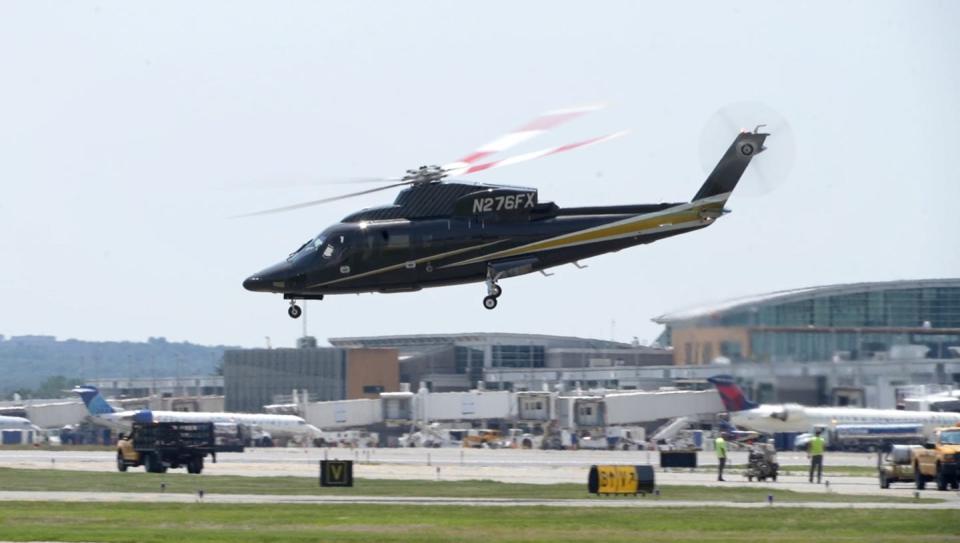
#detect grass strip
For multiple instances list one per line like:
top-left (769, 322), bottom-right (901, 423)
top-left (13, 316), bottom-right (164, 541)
top-left (0, 467), bottom-right (936, 503)
top-left (0, 502), bottom-right (958, 543)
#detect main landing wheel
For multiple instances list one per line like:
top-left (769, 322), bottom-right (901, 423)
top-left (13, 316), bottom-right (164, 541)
top-left (288, 304), bottom-right (302, 319)
top-left (483, 296), bottom-right (498, 310)
top-left (490, 284), bottom-right (502, 297)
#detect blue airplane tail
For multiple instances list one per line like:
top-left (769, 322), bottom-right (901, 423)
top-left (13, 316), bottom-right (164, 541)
top-left (707, 375), bottom-right (759, 412)
top-left (73, 386), bottom-right (116, 415)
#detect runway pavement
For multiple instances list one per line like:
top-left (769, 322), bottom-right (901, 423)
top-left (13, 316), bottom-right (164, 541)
top-left (2, 448), bottom-right (958, 504)
top-left (0, 446), bottom-right (888, 471)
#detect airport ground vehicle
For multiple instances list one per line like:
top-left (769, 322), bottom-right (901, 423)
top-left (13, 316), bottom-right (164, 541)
top-left (212, 422), bottom-right (252, 452)
top-left (912, 425), bottom-right (960, 490)
top-left (795, 424), bottom-right (926, 452)
top-left (315, 430), bottom-right (379, 448)
top-left (879, 445), bottom-right (920, 488)
top-left (744, 442), bottom-right (778, 482)
top-left (499, 429), bottom-right (542, 449)
top-left (117, 422), bottom-right (216, 474)
top-left (398, 425), bottom-right (465, 448)
top-left (462, 429), bottom-right (502, 448)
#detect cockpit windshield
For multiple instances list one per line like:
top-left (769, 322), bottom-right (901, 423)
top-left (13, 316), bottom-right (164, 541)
top-left (287, 231), bottom-right (350, 263)
top-left (288, 234), bottom-right (326, 261)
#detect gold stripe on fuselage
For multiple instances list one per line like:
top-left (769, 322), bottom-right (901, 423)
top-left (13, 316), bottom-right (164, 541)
top-left (307, 239), bottom-right (508, 288)
top-left (442, 193), bottom-right (728, 268)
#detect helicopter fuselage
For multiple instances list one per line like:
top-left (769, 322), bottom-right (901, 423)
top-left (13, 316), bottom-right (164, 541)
top-left (242, 129), bottom-right (767, 314)
top-left (242, 194), bottom-right (724, 296)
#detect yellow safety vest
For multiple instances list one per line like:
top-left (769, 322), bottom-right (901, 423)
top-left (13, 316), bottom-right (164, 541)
top-left (715, 437), bottom-right (727, 458)
top-left (809, 436), bottom-right (824, 455)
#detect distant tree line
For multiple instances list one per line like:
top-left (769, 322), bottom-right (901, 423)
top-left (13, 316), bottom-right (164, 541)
top-left (0, 335), bottom-right (235, 398)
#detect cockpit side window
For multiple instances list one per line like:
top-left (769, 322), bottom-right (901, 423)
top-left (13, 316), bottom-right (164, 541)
top-left (321, 234), bottom-right (348, 260)
top-left (312, 235), bottom-right (327, 251)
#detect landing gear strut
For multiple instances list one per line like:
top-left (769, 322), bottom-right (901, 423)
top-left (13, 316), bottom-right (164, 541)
top-left (483, 268), bottom-right (503, 310)
top-left (288, 301), bottom-right (302, 319)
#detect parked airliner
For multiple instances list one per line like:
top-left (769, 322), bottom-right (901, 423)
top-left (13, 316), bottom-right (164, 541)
top-left (708, 375), bottom-right (960, 436)
top-left (73, 386), bottom-right (323, 443)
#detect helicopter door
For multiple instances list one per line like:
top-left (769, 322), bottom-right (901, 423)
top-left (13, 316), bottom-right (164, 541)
top-left (375, 226), bottom-right (416, 289)
top-left (413, 229), bottom-right (436, 282)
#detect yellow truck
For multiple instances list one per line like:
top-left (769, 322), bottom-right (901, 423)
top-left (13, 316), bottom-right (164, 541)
top-left (911, 424), bottom-right (960, 490)
top-left (461, 429), bottom-right (502, 448)
top-left (117, 422), bottom-right (216, 474)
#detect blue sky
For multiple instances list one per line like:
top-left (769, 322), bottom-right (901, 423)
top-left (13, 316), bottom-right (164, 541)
top-left (1, 1), bottom-right (957, 348)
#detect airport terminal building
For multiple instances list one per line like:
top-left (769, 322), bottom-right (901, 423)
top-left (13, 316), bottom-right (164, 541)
top-left (329, 333), bottom-right (672, 392)
top-left (655, 278), bottom-right (960, 365)
top-left (650, 279), bottom-right (960, 407)
top-left (222, 347), bottom-right (399, 412)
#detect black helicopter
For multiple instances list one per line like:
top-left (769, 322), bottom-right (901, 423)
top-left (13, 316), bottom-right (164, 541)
top-left (242, 105), bottom-right (769, 318)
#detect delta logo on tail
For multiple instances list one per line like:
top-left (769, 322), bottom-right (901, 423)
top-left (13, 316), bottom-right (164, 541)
top-left (707, 375), bottom-right (759, 412)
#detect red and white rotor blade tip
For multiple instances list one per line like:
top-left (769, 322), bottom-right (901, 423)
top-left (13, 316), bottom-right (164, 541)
top-left (452, 103), bottom-right (606, 167)
top-left (445, 130), bottom-right (629, 177)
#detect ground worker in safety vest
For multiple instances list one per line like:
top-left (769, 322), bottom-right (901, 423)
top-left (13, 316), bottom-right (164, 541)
top-left (808, 428), bottom-right (825, 483)
top-left (715, 434), bottom-right (727, 481)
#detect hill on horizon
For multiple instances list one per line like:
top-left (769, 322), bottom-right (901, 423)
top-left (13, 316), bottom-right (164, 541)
top-left (0, 334), bottom-right (236, 397)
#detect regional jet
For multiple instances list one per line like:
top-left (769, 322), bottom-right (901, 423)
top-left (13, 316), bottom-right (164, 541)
top-left (73, 386), bottom-right (323, 444)
top-left (708, 375), bottom-right (960, 437)
top-left (0, 415), bottom-right (42, 442)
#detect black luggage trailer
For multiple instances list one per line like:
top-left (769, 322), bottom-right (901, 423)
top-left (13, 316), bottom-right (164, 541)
top-left (118, 422), bottom-right (217, 474)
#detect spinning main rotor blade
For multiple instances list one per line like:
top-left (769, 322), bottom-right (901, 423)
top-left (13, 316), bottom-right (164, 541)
top-left (451, 103), bottom-right (606, 166)
top-left (231, 180), bottom-right (413, 218)
top-left (444, 130), bottom-right (629, 176)
top-left (236, 103), bottom-right (625, 217)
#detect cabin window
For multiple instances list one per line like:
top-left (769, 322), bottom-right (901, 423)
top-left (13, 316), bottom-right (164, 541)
top-left (387, 233), bottom-right (410, 249)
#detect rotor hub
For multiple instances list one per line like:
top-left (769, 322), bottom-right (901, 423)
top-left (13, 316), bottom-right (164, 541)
top-left (402, 165), bottom-right (447, 185)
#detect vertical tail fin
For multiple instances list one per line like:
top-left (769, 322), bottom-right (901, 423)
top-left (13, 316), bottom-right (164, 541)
top-left (692, 130), bottom-right (769, 202)
top-left (708, 375), bottom-right (759, 412)
top-left (72, 386), bottom-right (116, 415)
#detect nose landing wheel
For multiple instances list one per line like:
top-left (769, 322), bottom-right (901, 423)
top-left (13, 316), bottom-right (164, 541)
top-left (482, 275), bottom-right (502, 310)
top-left (288, 302), bottom-right (302, 319)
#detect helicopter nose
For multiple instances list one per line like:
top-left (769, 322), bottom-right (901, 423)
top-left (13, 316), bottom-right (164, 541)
top-left (244, 261), bottom-right (295, 292)
top-left (243, 276), bottom-right (265, 292)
